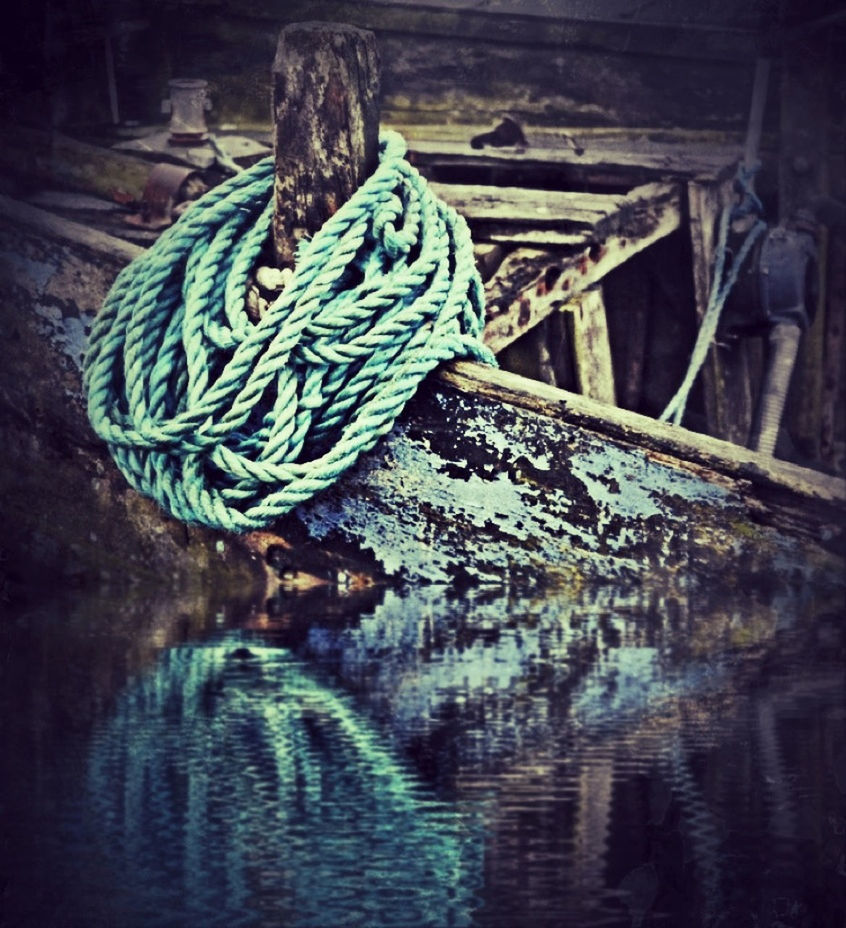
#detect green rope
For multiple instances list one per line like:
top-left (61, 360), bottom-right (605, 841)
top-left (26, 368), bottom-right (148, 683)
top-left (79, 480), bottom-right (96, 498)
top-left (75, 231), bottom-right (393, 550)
top-left (84, 131), bottom-right (495, 532)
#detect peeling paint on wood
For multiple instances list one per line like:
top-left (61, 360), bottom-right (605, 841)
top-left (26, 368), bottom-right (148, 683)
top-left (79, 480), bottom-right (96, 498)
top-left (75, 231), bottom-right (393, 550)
top-left (282, 362), bottom-right (844, 590)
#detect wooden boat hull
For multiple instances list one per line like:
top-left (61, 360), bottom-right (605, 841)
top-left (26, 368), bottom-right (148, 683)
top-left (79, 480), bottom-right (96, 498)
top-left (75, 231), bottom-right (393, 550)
top-left (1, 195), bottom-right (843, 596)
top-left (284, 360), bottom-right (845, 590)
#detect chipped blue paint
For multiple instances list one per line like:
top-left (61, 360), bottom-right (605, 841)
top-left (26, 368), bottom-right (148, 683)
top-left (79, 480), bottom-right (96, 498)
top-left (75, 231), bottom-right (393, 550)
top-left (568, 444), bottom-right (733, 523)
top-left (1, 251), bottom-right (55, 292)
top-left (294, 373), bottom-right (834, 588)
top-left (34, 302), bottom-right (95, 372)
top-left (306, 427), bottom-right (544, 582)
top-left (4, 242), bottom-right (95, 372)
top-left (3, 190), bottom-right (843, 596)
top-left (299, 416), bottom-right (677, 584)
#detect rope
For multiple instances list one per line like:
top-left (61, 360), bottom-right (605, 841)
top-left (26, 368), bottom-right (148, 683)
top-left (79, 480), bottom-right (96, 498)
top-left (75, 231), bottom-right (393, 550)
top-left (84, 131), bottom-right (495, 532)
top-left (660, 168), bottom-right (766, 426)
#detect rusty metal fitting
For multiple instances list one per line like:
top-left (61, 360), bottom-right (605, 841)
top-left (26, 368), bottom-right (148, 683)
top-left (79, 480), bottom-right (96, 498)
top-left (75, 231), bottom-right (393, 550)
top-left (124, 162), bottom-right (204, 229)
top-left (162, 78), bottom-right (212, 145)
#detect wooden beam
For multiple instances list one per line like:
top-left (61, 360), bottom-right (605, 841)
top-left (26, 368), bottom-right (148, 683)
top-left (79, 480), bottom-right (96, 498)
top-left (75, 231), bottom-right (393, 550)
top-left (686, 178), bottom-right (756, 444)
top-left (482, 183), bottom-right (681, 354)
top-left (408, 135), bottom-right (742, 186)
top-left (481, 229), bottom-right (590, 248)
top-left (0, 193), bottom-right (144, 265)
top-left (183, 0), bottom-right (760, 63)
top-left (436, 361), bottom-right (846, 508)
top-left (272, 22), bottom-right (380, 267)
top-left (565, 287), bottom-right (616, 406)
top-left (604, 253), bottom-right (651, 411)
top-left (0, 126), bottom-right (152, 204)
top-left (429, 182), bottom-right (620, 231)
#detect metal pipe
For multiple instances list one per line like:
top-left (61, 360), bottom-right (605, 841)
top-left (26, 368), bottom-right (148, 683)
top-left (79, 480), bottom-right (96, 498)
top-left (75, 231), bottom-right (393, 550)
top-left (750, 322), bottom-right (802, 456)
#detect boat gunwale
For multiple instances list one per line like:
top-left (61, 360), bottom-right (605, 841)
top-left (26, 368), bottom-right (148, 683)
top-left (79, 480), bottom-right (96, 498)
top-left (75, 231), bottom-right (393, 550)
top-left (2, 191), bottom-right (844, 513)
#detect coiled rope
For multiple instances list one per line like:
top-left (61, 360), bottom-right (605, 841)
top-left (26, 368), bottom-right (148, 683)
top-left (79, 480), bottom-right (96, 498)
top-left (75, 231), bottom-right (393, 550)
top-left (660, 165), bottom-right (767, 426)
top-left (84, 131), bottom-right (495, 532)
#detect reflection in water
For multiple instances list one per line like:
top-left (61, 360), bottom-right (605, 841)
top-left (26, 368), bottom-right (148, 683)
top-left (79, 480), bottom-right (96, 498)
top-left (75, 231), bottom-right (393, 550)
top-left (1, 580), bottom-right (844, 927)
top-left (84, 642), bottom-right (481, 928)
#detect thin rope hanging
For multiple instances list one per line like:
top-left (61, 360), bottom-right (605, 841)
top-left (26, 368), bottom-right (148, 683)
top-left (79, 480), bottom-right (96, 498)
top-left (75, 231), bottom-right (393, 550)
top-left (660, 165), bottom-right (766, 426)
top-left (84, 131), bottom-right (495, 532)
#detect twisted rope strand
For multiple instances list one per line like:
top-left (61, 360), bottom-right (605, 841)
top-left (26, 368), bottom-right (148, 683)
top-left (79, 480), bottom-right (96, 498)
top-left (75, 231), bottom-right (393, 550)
top-left (85, 131), bottom-right (495, 532)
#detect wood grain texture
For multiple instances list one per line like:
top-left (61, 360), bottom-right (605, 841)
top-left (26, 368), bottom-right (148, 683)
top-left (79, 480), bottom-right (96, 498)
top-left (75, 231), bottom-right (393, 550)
top-left (482, 183), bottom-right (681, 353)
top-left (283, 359), bottom-right (845, 589)
top-left (566, 287), bottom-right (616, 405)
top-left (686, 178), bottom-right (755, 444)
top-left (0, 126), bottom-right (152, 205)
top-left (272, 22), bottom-right (380, 267)
top-left (407, 134), bottom-right (742, 185)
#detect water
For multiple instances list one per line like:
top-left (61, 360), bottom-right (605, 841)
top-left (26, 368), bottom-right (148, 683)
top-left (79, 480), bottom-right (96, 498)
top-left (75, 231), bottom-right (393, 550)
top-left (1, 579), bottom-right (844, 928)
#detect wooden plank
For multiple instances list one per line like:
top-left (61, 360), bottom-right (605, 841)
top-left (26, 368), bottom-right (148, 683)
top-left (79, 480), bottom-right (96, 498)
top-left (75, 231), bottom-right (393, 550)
top-left (437, 361), bottom-right (846, 508)
top-left (687, 179), bottom-right (723, 434)
top-left (482, 229), bottom-right (591, 248)
top-left (0, 126), bottom-right (152, 204)
top-left (483, 183), bottom-right (681, 354)
top-left (603, 253), bottom-right (651, 411)
top-left (208, 0), bottom-right (759, 63)
top-left (408, 136), bottom-right (742, 185)
top-left (566, 287), bottom-right (616, 406)
top-left (496, 317), bottom-right (567, 388)
top-left (283, 359), bottom-right (846, 589)
top-left (430, 182), bottom-right (619, 229)
top-left (686, 178), bottom-right (755, 445)
top-left (0, 193), bottom-right (145, 265)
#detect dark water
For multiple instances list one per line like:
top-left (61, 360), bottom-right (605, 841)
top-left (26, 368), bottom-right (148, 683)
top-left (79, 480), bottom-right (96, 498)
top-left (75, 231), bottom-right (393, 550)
top-left (2, 579), bottom-right (844, 928)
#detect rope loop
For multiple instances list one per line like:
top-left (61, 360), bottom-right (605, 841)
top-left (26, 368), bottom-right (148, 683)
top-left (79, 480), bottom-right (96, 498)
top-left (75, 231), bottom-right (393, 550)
top-left (84, 130), bottom-right (495, 531)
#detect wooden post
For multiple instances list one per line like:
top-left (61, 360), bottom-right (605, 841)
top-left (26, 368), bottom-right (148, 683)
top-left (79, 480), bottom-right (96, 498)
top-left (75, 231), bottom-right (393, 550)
top-left (687, 177), bottom-right (755, 444)
top-left (684, 58), bottom-right (773, 445)
top-left (780, 32), bottom-right (831, 461)
top-left (566, 287), bottom-right (617, 406)
top-left (272, 22), bottom-right (380, 268)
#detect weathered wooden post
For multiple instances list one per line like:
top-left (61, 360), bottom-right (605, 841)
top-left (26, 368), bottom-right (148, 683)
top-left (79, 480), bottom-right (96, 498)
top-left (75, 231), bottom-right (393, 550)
top-left (271, 22), bottom-right (381, 268)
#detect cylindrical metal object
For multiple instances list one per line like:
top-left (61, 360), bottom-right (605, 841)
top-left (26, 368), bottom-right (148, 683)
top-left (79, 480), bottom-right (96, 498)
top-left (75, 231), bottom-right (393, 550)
top-left (750, 323), bottom-right (802, 456)
top-left (164, 78), bottom-right (210, 144)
